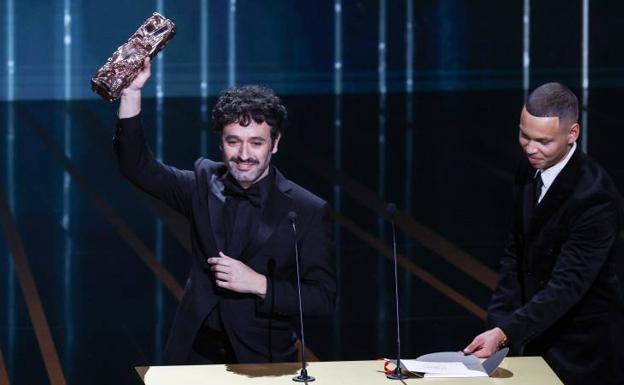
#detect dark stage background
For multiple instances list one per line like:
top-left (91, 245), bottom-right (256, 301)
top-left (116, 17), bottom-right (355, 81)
top-left (1, 1), bottom-right (624, 384)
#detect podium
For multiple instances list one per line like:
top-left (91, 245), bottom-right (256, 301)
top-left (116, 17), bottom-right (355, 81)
top-left (135, 357), bottom-right (563, 384)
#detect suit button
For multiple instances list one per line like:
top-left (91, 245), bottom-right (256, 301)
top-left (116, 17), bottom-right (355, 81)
top-left (539, 280), bottom-right (545, 286)
top-left (526, 272), bottom-right (533, 277)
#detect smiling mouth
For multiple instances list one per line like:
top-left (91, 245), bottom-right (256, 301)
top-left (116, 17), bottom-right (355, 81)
top-left (233, 161), bottom-right (257, 171)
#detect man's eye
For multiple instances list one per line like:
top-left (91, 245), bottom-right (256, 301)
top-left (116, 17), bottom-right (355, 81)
top-left (539, 140), bottom-right (550, 145)
top-left (251, 142), bottom-right (263, 146)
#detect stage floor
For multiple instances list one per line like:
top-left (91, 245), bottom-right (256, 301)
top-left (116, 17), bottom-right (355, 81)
top-left (0, 89), bottom-right (622, 384)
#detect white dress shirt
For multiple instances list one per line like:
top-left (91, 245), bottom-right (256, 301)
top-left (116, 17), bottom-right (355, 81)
top-left (536, 142), bottom-right (577, 203)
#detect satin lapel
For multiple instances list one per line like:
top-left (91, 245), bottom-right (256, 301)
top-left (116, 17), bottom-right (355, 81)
top-left (207, 174), bottom-right (227, 253)
top-left (241, 170), bottom-right (293, 261)
top-left (529, 149), bottom-right (583, 238)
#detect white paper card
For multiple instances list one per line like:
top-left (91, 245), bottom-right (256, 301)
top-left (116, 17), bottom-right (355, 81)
top-left (401, 360), bottom-right (488, 377)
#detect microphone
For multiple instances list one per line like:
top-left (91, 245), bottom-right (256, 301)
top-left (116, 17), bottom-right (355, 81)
top-left (386, 203), bottom-right (397, 218)
top-left (385, 203), bottom-right (407, 380)
top-left (289, 211), bottom-right (315, 383)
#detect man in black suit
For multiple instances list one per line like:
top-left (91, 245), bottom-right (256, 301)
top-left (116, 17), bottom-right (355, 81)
top-left (464, 83), bottom-right (624, 384)
top-left (114, 59), bottom-right (336, 364)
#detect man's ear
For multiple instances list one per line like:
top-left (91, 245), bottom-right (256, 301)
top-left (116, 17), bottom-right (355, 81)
top-left (568, 122), bottom-right (580, 143)
top-left (271, 133), bottom-right (281, 154)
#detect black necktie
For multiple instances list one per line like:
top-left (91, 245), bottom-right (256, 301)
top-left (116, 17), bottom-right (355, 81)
top-left (522, 170), bottom-right (541, 234)
top-left (534, 172), bottom-right (543, 206)
top-left (223, 177), bottom-right (262, 208)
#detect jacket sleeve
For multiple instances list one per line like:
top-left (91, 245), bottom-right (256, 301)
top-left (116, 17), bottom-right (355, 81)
top-left (487, 231), bottom-right (524, 330)
top-left (113, 114), bottom-right (195, 217)
top-left (488, 175), bottom-right (526, 332)
top-left (256, 203), bottom-right (337, 317)
top-left (495, 199), bottom-right (618, 348)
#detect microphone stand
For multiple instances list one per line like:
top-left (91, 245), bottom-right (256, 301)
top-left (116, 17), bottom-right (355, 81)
top-left (289, 211), bottom-right (315, 383)
top-left (386, 204), bottom-right (408, 380)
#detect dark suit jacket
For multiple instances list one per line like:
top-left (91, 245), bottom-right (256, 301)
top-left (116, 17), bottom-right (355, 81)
top-left (487, 148), bottom-right (624, 385)
top-left (113, 115), bottom-right (337, 364)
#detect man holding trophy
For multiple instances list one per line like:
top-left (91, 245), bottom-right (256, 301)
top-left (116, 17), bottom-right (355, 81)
top-left (99, 14), bottom-right (336, 365)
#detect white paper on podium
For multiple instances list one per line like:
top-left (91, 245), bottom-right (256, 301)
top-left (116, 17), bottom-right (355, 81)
top-left (394, 347), bottom-right (509, 378)
top-left (400, 360), bottom-right (488, 377)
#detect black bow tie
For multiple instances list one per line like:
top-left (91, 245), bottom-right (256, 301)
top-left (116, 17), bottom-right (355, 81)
top-left (223, 178), bottom-right (262, 207)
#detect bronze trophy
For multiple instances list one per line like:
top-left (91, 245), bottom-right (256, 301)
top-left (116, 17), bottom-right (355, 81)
top-left (91, 12), bottom-right (176, 101)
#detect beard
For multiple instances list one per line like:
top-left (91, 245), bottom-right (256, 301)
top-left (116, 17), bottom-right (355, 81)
top-left (226, 153), bottom-right (272, 187)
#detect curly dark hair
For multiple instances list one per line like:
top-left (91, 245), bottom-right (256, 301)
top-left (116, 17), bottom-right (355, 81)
top-left (211, 85), bottom-right (287, 142)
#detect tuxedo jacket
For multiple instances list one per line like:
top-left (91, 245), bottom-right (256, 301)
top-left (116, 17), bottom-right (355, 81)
top-left (114, 115), bottom-right (337, 364)
top-left (487, 148), bottom-right (624, 385)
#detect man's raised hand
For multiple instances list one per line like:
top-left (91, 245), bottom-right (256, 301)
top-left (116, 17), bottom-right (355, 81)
top-left (118, 57), bottom-right (151, 119)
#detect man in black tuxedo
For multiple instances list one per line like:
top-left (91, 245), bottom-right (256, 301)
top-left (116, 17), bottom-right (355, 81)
top-left (114, 59), bottom-right (336, 364)
top-left (464, 83), bottom-right (624, 384)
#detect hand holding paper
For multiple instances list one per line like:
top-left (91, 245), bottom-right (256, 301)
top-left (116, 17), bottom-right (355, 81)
top-left (463, 327), bottom-right (507, 358)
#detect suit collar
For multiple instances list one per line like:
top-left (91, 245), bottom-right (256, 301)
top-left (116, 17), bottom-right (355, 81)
top-left (538, 142), bottom-right (577, 197)
top-left (527, 148), bottom-right (584, 237)
top-left (241, 168), bottom-right (293, 261)
top-left (206, 163), bottom-right (293, 259)
top-left (274, 167), bottom-right (293, 194)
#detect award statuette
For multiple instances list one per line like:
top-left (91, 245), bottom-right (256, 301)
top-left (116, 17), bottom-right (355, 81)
top-left (91, 12), bottom-right (176, 101)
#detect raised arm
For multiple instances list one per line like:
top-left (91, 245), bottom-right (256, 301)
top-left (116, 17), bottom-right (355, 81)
top-left (113, 58), bottom-right (195, 216)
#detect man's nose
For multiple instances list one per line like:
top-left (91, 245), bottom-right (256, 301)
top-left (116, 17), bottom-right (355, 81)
top-left (238, 143), bottom-right (250, 159)
top-left (525, 141), bottom-right (538, 154)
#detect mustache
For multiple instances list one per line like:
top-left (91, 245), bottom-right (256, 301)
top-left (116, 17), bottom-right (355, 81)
top-left (229, 156), bottom-right (260, 165)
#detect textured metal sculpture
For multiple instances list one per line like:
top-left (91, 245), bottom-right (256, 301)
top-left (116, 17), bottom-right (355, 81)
top-left (91, 12), bottom-right (176, 101)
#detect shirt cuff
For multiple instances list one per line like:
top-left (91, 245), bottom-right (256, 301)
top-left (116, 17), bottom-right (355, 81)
top-left (117, 113), bottom-right (142, 129)
top-left (114, 113), bottom-right (142, 142)
top-left (255, 277), bottom-right (275, 315)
